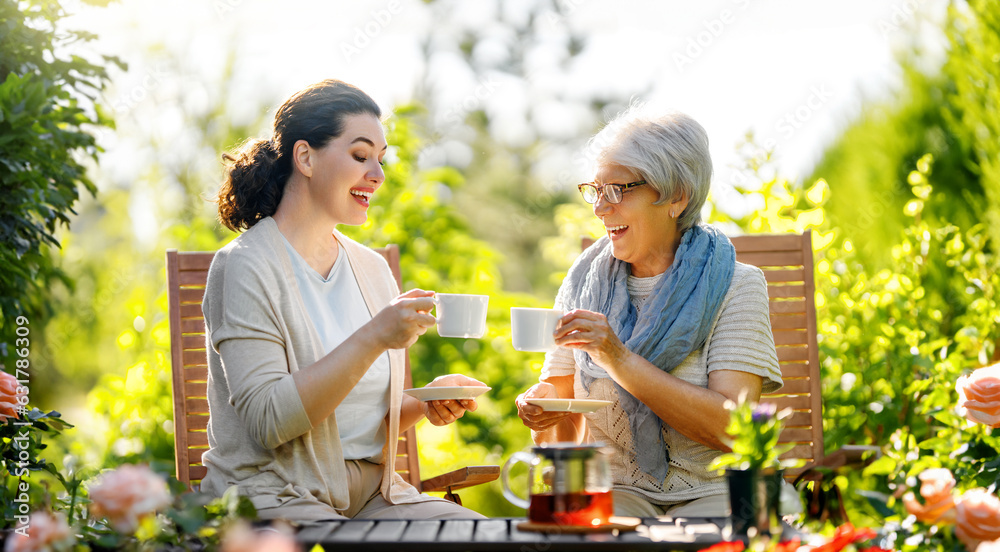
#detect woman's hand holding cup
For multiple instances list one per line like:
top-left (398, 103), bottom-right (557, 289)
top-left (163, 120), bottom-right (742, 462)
top-left (422, 374), bottom-right (487, 426)
top-left (516, 382), bottom-right (572, 431)
top-left (370, 289), bottom-right (437, 350)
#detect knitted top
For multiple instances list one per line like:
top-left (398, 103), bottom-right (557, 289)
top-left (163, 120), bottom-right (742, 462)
top-left (541, 262), bottom-right (782, 505)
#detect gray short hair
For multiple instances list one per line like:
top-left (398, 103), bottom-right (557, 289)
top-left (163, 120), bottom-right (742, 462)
top-left (591, 104), bottom-right (712, 233)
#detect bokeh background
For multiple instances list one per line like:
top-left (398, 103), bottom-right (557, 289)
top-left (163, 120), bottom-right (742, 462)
top-left (3, 0), bottom-right (998, 526)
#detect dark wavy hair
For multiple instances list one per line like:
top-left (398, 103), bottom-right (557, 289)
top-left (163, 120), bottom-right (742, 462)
top-left (216, 79), bottom-right (382, 231)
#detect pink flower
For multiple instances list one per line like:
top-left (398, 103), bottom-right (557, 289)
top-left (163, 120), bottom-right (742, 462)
top-left (3, 511), bottom-right (73, 552)
top-left (222, 522), bottom-right (301, 552)
top-left (956, 489), bottom-right (1000, 552)
top-left (957, 363), bottom-right (1000, 427)
top-left (88, 464), bottom-right (172, 533)
top-left (902, 468), bottom-right (957, 524)
top-left (0, 370), bottom-right (27, 423)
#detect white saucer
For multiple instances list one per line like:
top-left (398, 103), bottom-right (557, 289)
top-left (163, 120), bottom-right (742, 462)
top-left (524, 398), bottom-right (613, 413)
top-left (403, 386), bottom-right (491, 401)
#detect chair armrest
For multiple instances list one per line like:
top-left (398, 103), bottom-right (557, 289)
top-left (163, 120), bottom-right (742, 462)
top-left (420, 465), bottom-right (500, 493)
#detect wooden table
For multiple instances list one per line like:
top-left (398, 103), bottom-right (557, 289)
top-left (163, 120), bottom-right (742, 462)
top-left (297, 516), bottom-right (744, 551)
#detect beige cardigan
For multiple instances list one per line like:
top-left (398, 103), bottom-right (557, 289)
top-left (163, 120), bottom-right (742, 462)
top-left (200, 217), bottom-right (432, 513)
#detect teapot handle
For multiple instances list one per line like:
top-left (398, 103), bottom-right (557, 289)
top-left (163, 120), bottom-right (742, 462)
top-left (501, 451), bottom-right (535, 510)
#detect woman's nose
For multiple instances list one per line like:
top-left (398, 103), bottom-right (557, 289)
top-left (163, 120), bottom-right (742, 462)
top-left (593, 192), bottom-right (612, 216)
top-left (368, 162), bottom-right (385, 185)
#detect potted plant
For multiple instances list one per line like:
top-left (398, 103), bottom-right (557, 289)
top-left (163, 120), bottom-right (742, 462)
top-left (709, 394), bottom-right (799, 538)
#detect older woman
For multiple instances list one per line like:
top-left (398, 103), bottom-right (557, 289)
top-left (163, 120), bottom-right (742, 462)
top-left (516, 106), bottom-right (783, 518)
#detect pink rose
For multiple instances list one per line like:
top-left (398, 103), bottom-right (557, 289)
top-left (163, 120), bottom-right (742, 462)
top-left (902, 468), bottom-right (957, 524)
top-left (222, 522), bottom-right (301, 552)
top-left (956, 489), bottom-right (1000, 551)
top-left (88, 464), bottom-right (172, 533)
top-left (0, 370), bottom-right (27, 423)
top-left (3, 511), bottom-right (73, 552)
top-left (957, 363), bottom-right (1000, 427)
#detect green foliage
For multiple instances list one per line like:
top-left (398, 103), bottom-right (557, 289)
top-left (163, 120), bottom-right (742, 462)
top-left (709, 396), bottom-right (796, 473)
top-left (1, 407), bottom-right (71, 529)
top-left (0, 0), bottom-right (122, 347)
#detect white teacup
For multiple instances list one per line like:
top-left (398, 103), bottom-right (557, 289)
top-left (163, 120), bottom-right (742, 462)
top-left (511, 307), bottom-right (565, 352)
top-left (435, 293), bottom-right (489, 338)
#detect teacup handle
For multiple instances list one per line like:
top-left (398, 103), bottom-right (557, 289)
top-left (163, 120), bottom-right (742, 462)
top-left (501, 451), bottom-right (535, 510)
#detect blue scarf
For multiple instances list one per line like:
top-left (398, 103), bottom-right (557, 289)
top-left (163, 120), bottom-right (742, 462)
top-left (559, 223), bottom-right (735, 482)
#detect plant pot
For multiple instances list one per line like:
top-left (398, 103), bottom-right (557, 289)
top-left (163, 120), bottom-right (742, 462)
top-left (725, 468), bottom-right (782, 538)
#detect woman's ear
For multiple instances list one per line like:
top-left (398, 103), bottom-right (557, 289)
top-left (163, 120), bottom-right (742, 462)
top-left (671, 192), bottom-right (690, 218)
top-left (292, 139), bottom-right (313, 178)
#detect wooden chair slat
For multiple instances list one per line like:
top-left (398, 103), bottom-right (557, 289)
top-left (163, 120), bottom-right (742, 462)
top-left (187, 431), bottom-right (208, 447)
top-left (188, 465), bottom-right (208, 480)
top-left (777, 410), bottom-right (813, 427)
top-left (769, 300), bottom-right (806, 314)
top-left (186, 415), bottom-right (209, 431)
top-left (736, 250), bottom-right (804, 267)
top-left (183, 349), bottom-right (207, 367)
top-left (772, 330), bottom-right (808, 346)
top-left (180, 318), bottom-right (205, 334)
top-left (184, 381), bottom-right (207, 397)
top-left (178, 253), bottom-right (214, 271)
top-left (777, 362), bottom-right (810, 378)
top-left (760, 268), bottom-right (805, 283)
top-left (179, 271), bottom-right (209, 287)
top-left (179, 287), bottom-right (205, 304)
top-left (730, 233), bottom-right (805, 252)
top-left (188, 448), bottom-right (207, 462)
top-left (776, 346), bottom-right (809, 362)
top-left (770, 314), bottom-right (807, 330)
top-left (767, 284), bottom-right (807, 299)
top-left (179, 303), bottom-right (203, 319)
top-left (186, 398), bottom-right (209, 413)
top-left (778, 427), bottom-right (815, 443)
top-left (763, 395), bottom-right (812, 411)
top-left (181, 335), bottom-right (205, 350)
top-left (770, 378), bottom-right (811, 395)
top-left (183, 366), bottom-right (208, 382)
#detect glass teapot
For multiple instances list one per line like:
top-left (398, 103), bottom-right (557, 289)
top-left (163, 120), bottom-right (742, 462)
top-left (501, 442), bottom-right (613, 526)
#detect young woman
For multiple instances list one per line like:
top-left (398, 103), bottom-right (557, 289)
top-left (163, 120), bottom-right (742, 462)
top-left (202, 79), bottom-right (485, 522)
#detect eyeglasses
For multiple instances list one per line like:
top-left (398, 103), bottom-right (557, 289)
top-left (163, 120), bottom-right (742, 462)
top-left (577, 180), bottom-right (647, 204)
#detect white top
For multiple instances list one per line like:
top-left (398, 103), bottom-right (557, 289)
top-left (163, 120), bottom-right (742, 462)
top-left (281, 235), bottom-right (390, 461)
top-left (541, 262), bottom-right (782, 505)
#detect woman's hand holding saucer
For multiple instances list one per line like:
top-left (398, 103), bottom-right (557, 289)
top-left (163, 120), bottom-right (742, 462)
top-left (422, 374), bottom-right (487, 426)
top-left (516, 382), bottom-right (572, 431)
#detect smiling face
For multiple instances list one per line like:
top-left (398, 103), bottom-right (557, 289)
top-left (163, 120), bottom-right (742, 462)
top-left (298, 113), bottom-right (387, 227)
top-left (592, 163), bottom-right (688, 277)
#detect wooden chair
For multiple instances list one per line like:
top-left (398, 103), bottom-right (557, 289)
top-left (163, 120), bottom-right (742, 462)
top-left (581, 231), bottom-right (876, 484)
top-left (165, 245), bottom-right (499, 504)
